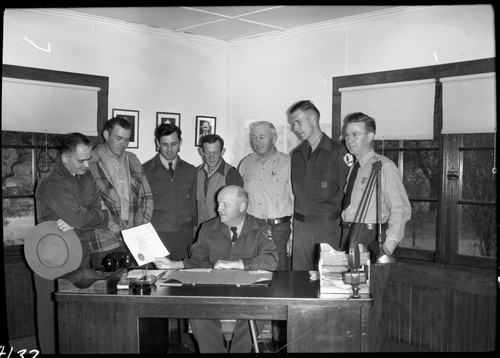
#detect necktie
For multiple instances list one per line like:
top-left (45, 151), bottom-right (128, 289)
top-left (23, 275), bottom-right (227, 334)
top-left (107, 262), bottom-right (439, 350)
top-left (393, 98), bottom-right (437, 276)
top-left (342, 161), bottom-right (360, 210)
top-left (307, 145), bottom-right (313, 160)
top-left (230, 227), bottom-right (238, 243)
top-left (168, 162), bottom-right (174, 178)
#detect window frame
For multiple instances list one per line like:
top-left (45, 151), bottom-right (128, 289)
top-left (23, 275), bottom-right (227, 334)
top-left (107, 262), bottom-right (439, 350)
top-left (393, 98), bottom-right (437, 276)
top-left (332, 57), bottom-right (496, 270)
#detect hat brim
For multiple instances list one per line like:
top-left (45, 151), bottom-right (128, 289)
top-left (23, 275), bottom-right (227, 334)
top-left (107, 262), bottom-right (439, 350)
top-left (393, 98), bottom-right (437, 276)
top-left (24, 221), bottom-right (83, 280)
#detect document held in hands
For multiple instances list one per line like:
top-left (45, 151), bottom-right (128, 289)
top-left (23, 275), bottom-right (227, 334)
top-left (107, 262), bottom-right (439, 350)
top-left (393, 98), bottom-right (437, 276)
top-left (121, 223), bottom-right (169, 266)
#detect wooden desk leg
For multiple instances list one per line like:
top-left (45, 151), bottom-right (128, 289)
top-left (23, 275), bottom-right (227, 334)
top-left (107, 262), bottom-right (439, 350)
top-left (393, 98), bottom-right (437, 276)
top-left (287, 305), bottom-right (370, 352)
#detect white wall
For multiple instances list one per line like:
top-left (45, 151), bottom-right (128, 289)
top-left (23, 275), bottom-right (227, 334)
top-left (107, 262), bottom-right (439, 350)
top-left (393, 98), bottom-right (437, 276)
top-left (227, 5), bottom-right (495, 163)
top-left (3, 5), bottom-right (495, 168)
top-left (3, 9), bottom-right (228, 167)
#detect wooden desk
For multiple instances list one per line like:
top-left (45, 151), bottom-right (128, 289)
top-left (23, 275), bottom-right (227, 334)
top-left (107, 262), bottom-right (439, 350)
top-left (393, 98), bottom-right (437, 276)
top-left (56, 271), bottom-right (372, 353)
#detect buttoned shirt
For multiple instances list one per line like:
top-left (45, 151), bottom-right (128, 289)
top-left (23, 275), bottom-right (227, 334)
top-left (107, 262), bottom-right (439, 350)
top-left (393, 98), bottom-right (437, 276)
top-left (341, 149), bottom-right (411, 246)
top-left (238, 149), bottom-right (294, 220)
top-left (96, 146), bottom-right (130, 221)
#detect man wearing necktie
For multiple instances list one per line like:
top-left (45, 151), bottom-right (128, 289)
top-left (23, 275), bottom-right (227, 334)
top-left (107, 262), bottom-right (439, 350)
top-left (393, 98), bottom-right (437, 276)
top-left (288, 100), bottom-right (350, 271)
top-left (143, 123), bottom-right (198, 350)
top-left (154, 185), bottom-right (278, 353)
top-left (340, 112), bottom-right (411, 352)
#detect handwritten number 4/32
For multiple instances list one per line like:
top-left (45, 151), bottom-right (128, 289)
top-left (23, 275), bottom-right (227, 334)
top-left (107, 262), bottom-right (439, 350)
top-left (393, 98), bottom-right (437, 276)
top-left (0, 345), bottom-right (40, 358)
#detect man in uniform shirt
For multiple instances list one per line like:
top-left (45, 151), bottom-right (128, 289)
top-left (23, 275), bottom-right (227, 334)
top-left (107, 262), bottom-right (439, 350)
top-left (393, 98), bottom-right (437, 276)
top-left (288, 100), bottom-right (350, 270)
top-left (89, 117), bottom-right (154, 267)
top-left (340, 112), bottom-right (411, 352)
top-left (197, 134), bottom-right (243, 228)
top-left (238, 121), bottom-right (294, 347)
top-left (154, 185), bottom-right (278, 353)
top-left (238, 121), bottom-right (293, 270)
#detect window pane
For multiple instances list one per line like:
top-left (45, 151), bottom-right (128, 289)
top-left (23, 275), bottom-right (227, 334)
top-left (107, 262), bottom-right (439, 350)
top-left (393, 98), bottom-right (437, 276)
top-left (458, 204), bottom-right (496, 258)
top-left (403, 150), bottom-right (439, 199)
top-left (1, 131), bottom-right (34, 146)
top-left (401, 202), bottom-right (436, 251)
top-left (36, 148), bottom-right (60, 179)
top-left (2, 148), bottom-right (34, 195)
top-left (462, 133), bottom-right (494, 147)
top-left (3, 198), bottom-right (35, 245)
top-left (374, 140), bottom-right (399, 151)
top-left (462, 149), bottom-right (496, 202)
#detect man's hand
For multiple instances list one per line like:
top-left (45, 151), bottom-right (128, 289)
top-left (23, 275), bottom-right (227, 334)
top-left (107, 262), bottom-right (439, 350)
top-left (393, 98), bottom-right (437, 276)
top-left (154, 257), bottom-right (184, 269)
top-left (286, 237), bottom-right (293, 257)
top-left (56, 219), bottom-right (75, 232)
top-left (213, 259), bottom-right (244, 270)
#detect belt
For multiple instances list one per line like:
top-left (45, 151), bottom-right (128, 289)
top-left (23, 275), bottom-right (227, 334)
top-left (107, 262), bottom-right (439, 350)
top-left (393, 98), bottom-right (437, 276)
top-left (294, 212), bottom-right (338, 223)
top-left (266, 215), bottom-right (292, 226)
top-left (342, 222), bottom-right (387, 230)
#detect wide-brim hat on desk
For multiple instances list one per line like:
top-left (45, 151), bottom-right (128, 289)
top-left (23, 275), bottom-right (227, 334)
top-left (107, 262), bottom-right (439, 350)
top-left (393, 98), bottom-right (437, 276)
top-left (24, 221), bottom-right (83, 280)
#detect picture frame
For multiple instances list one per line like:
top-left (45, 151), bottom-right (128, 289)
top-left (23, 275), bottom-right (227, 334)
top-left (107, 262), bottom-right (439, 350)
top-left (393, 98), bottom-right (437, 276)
top-left (156, 112), bottom-right (181, 128)
top-left (112, 109), bottom-right (139, 148)
top-left (195, 116), bottom-right (216, 147)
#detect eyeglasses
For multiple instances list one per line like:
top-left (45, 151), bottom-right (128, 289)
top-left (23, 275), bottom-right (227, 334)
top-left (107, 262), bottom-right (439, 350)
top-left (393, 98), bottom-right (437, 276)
top-left (344, 132), bottom-right (368, 140)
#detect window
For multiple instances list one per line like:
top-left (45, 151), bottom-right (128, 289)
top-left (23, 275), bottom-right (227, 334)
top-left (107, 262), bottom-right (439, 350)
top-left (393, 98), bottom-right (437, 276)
top-left (333, 58), bottom-right (496, 270)
top-left (2, 65), bottom-right (108, 247)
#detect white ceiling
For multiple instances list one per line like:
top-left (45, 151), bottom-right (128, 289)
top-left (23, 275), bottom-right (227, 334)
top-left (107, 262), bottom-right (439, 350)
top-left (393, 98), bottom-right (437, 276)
top-left (62, 6), bottom-right (400, 42)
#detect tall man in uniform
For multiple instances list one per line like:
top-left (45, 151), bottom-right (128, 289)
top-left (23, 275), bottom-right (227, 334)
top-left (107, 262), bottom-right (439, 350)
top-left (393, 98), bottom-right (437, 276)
top-left (238, 121), bottom-right (294, 347)
top-left (340, 112), bottom-right (411, 351)
top-left (197, 134), bottom-right (243, 228)
top-left (88, 117), bottom-right (154, 266)
top-left (288, 100), bottom-right (350, 270)
top-left (238, 121), bottom-right (293, 270)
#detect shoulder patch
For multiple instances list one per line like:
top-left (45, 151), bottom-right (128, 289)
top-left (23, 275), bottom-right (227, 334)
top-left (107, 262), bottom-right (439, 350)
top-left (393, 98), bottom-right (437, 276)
top-left (343, 153), bottom-right (354, 167)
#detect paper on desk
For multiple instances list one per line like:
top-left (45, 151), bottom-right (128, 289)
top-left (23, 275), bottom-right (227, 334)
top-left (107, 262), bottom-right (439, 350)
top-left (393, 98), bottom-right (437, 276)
top-left (121, 223), bottom-right (169, 266)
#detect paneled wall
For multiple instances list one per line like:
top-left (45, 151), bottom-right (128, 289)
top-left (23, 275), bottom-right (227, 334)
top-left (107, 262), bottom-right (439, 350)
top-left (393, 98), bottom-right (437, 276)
top-left (4, 245), bottom-right (36, 340)
top-left (6, 246), bottom-right (496, 352)
top-left (385, 262), bottom-right (496, 351)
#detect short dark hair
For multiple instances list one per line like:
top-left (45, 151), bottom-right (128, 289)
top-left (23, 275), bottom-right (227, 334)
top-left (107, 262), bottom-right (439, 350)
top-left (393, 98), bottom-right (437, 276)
top-left (200, 134), bottom-right (224, 150)
top-left (288, 100), bottom-right (320, 119)
top-left (103, 117), bottom-right (132, 134)
top-left (59, 132), bottom-right (91, 156)
top-left (343, 112), bottom-right (376, 134)
top-left (155, 123), bottom-right (182, 142)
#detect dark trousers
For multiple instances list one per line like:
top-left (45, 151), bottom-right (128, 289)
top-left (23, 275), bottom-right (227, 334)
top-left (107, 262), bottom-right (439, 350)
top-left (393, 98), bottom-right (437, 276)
top-left (292, 218), bottom-right (341, 271)
top-left (271, 221), bottom-right (291, 271)
top-left (157, 229), bottom-right (194, 261)
top-left (157, 229), bottom-right (195, 347)
top-left (340, 225), bottom-right (390, 352)
top-left (190, 319), bottom-right (265, 353)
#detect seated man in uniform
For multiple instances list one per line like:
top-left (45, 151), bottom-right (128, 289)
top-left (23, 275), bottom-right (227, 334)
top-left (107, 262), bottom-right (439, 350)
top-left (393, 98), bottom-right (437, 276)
top-left (154, 185), bottom-right (278, 353)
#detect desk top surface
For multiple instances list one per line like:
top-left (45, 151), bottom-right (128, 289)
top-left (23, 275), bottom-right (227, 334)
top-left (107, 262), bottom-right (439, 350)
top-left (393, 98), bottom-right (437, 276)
top-left (55, 270), bottom-right (372, 305)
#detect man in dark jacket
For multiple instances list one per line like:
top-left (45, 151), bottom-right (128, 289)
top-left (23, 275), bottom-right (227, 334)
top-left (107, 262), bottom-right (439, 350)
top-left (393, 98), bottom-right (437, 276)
top-left (35, 132), bottom-right (114, 354)
top-left (143, 123), bottom-right (197, 351)
top-left (154, 185), bottom-right (278, 353)
top-left (288, 100), bottom-right (350, 270)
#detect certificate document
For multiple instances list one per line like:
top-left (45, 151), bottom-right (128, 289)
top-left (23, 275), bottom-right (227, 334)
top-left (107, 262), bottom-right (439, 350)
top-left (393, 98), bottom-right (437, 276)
top-left (121, 223), bottom-right (169, 266)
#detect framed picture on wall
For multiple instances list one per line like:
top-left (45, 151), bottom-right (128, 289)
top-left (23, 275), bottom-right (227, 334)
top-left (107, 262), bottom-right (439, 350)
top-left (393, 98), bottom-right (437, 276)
top-left (156, 112), bottom-right (181, 128)
top-left (195, 116), bottom-right (216, 147)
top-left (112, 109), bottom-right (139, 148)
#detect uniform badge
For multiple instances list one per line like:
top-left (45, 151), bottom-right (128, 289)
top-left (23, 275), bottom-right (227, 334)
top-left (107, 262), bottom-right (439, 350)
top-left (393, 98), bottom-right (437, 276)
top-left (343, 153), bottom-right (354, 167)
top-left (264, 228), bottom-right (273, 240)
